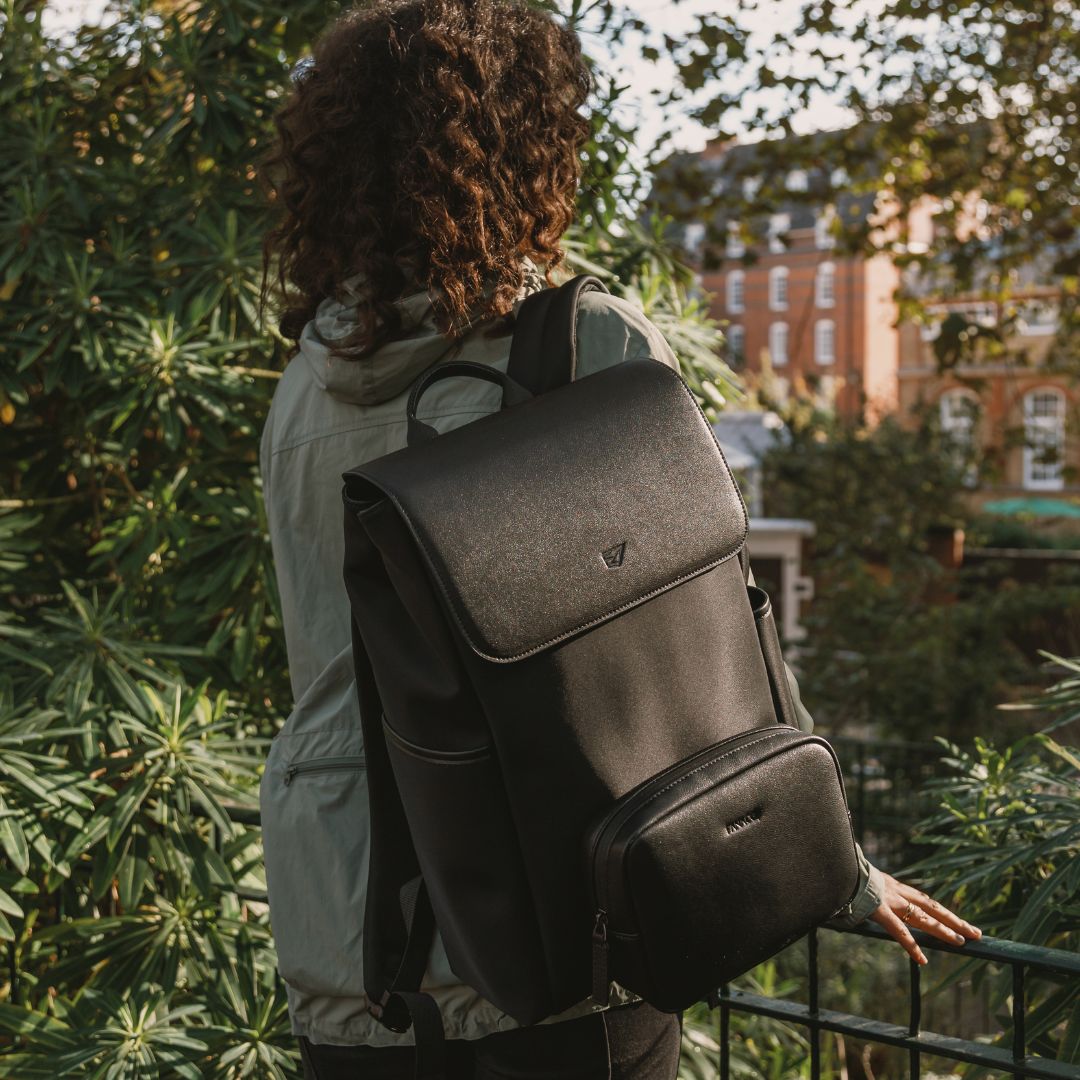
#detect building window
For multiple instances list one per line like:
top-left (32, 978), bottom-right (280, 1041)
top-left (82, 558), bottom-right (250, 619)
top-left (814, 319), bottom-right (835, 365)
top-left (726, 324), bottom-right (745, 366)
top-left (769, 322), bottom-right (788, 366)
top-left (1018, 301), bottom-right (1058, 336)
top-left (769, 267), bottom-right (789, 311)
top-left (725, 221), bottom-right (745, 259)
top-left (768, 213), bottom-right (790, 254)
top-left (815, 206), bottom-right (836, 250)
top-left (787, 168), bottom-right (808, 192)
top-left (682, 222), bottom-right (705, 259)
top-left (815, 262), bottom-right (835, 308)
top-left (940, 389), bottom-right (980, 486)
top-left (1023, 388), bottom-right (1066, 491)
top-left (726, 270), bottom-right (745, 314)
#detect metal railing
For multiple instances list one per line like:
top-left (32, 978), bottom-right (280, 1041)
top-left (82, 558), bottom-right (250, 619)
top-left (717, 923), bottom-right (1080, 1080)
top-left (218, 804), bottom-right (1080, 1079)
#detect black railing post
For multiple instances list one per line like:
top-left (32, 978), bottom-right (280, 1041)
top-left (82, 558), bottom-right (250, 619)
top-left (1013, 963), bottom-right (1026, 1079)
top-left (909, 956), bottom-right (922, 1078)
top-left (720, 984), bottom-right (730, 1080)
top-left (808, 927), bottom-right (821, 1080)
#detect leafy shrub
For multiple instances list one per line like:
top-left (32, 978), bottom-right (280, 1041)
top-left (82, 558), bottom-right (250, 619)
top-left (905, 654), bottom-right (1080, 1068)
top-left (0, 0), bottom-right (730, 1074)
top-left (763, 413), bottom-right (1080, 741)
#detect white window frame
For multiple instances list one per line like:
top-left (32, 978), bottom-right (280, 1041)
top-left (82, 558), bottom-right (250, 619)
top-left (725, 221), bottom-right (745, 259)
top-left (1023, 388), bottom-right (1066, 491)
top-left (815, 206), bottom-right (836, 250)
top-left (683, 222), bottom-right (705, 258)
top-left (726, 324), bottom-right (745, 364)
top-left (1018, 301), bottom-right (1058, 336)
top-left (726, 270), bottom-right (745, 314)
top-left (769, 321), bottom-right (789, 366)
top-left (815, 261), bottom-right (835, 308)
top-left (769, 266), bottom-right (789, 311)
top-left (939, 389), bottom-right (980, 486)
top-left (768, 213), bottom-right (790, 254)
top-left (814, 319), bottom-right (835, 365)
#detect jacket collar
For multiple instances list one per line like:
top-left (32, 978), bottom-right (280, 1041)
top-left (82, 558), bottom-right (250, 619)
top-left (299, 258), bottom-right (547, 406)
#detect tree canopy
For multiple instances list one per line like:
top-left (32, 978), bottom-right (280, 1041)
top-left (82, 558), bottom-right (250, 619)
top-left (645, 0), bottom-right (1079, 367)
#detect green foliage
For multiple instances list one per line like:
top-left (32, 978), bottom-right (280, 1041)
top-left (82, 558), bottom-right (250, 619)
top-left (764, 411), bottom-right (1080, 740)
top-left (0, 0), bottom-right (732, 1073)
top-left (910, 654), bottom-right (1080, 950)
top-left (904, 658), bottom-right (1080, 1067)
top-left (679, 960), bottom-right (843, 1080)
top-left (966, 515), bottom-right (1080, 553)
top-left (644, 0), bottom-right (1080, 366)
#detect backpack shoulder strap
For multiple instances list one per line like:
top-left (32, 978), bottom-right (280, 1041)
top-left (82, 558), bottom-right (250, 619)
top-left (506, 274), bottom-right (609, 394)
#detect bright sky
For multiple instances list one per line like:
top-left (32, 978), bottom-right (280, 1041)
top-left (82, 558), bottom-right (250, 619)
top-left (42, 0), bottom-right (873, 155)
top-left (591, 0), bottom-right (867, 155)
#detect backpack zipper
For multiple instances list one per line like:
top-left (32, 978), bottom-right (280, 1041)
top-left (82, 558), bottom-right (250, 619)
top-left (587, 726), bottom-right (799, 998)
top-left (283, 755), bottom-right (366, 786)
top-left (591, 910), bottom-right (610, 1006)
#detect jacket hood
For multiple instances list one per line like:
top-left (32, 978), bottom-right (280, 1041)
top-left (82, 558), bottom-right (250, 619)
top-left (298, 258), bottom-right (548, 406)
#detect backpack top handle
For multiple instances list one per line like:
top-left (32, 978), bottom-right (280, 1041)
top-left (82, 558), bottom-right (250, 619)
top-left (506, 274), bottom-right (609, 395)
top-left (406, 361), bottom-right (533, 447)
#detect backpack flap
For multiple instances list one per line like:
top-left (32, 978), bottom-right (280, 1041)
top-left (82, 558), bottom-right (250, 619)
top-left (344, 358), bottom-right (748, 663)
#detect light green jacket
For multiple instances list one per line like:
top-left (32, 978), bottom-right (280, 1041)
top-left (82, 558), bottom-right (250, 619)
top-left (258, 261), bottom-right (883, 1047)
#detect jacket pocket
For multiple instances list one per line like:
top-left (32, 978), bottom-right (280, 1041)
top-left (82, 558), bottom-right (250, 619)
top-left (260, 727), bottom-right (369, 997)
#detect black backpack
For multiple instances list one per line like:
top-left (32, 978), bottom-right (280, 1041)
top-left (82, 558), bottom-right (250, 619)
top-left (341, 275), bottom-right (859, 1073)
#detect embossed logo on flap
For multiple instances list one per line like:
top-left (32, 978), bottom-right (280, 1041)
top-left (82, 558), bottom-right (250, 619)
top-left (725, 808), bottom-right (762, 835)
top-left (601, 542), bottom-right (627, 569)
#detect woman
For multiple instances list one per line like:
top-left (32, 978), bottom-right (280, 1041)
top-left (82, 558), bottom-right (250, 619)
top-left (257, 1), bottom-right (981, 1077)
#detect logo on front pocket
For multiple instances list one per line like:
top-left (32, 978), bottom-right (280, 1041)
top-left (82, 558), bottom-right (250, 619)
top-left (601, 542), bottom-right (627, 569)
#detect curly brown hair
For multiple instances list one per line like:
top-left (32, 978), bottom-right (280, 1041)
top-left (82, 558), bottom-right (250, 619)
top-left (259, 0), bottom-right (592, 357)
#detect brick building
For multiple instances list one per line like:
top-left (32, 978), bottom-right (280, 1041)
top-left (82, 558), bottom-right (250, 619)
top-left (666, 134), bottom-right (903, 418)
top-left (660, 133), bottom-right (1077, 497)
top-left (897, 289), bottom-right (1076, 498)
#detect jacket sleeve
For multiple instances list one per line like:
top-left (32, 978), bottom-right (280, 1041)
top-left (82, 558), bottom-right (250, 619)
top-left (746, 567), bottom-right (885, 928)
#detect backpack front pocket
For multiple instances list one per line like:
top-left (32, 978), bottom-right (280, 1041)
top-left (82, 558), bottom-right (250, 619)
top-left (260, 729), bottom-right (369, 997)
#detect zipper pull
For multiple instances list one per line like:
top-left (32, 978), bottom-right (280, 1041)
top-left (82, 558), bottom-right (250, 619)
top-left (591, 910), bottom-right (610, 1006)
top-left (284, 766), bottom-right (297, 786)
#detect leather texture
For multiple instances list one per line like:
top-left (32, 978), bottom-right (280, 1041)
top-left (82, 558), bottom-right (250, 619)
top-left (749, 586), bottom-right (800, 729)
top-left (406, 361), bottom-right (533, 447)
top-left (585, 728), bottom-right (861, 1013)
top-left (340, 274), bottom-right (858, 1032)
top-left (346, 359), bottom-right (748, 662)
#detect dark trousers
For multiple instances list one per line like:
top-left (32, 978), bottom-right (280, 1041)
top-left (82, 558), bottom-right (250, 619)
top-left (299, 1000), bottom-right (682, 1080)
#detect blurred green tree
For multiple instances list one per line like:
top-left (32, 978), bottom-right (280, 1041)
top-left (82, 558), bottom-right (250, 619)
top-left (763, 408), bottom-right (1080, 740)
top-left (0, 0), bottom-right (732, 1073)
top-left (645, 0), bottom-right (1079, 369)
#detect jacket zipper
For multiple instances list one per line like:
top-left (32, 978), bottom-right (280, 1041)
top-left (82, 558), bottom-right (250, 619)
top-left (283, 755), bottom-right (366, 786)
top-left (587, 727), bottom-right (798, 1001)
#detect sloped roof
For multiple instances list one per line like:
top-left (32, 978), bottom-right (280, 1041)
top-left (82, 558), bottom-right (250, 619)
top-left (711, 410), bottom-right (789, 470)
